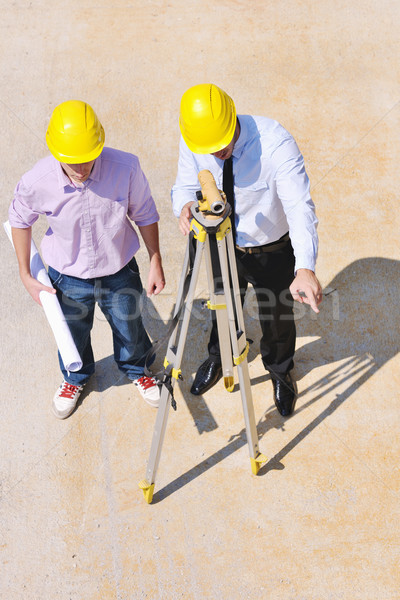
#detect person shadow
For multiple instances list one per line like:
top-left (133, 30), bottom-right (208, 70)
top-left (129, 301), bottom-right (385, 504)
top-left (254, 256), bottom-right (399, 473)
top-left (147, 256), bottom-right (399, 501)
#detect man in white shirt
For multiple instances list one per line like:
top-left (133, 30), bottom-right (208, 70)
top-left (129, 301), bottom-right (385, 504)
top-left (171, 84), bottom-right (322, 417)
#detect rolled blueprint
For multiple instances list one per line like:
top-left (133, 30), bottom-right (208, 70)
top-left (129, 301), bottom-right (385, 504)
top-left (4, 220), bottom-right (82, 372)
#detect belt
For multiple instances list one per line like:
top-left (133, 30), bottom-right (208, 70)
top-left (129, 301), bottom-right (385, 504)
top-left (235, 233), bottom-right (290, 254)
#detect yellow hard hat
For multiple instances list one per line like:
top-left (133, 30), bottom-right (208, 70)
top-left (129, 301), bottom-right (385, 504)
top-left (179, 84), bottom-right (236, 154)
top-left (46, 100), bottom-right (105, 163)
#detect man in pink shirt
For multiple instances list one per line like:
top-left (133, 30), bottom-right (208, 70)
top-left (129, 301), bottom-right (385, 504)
top-left (9, 100), bottom-right (165, 418)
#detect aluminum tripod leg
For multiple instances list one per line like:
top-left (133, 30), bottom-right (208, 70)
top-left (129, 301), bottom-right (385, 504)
top-left (203, 231), bottom-right (262, 466)
top-left (215, 227), bottom-right (267, 475)
top-left (203, 235), bottom-right (234, 392)
top-left (139, 235), bottom-right (206, 503)
top-left (139, 214), bottom-right (267, 504)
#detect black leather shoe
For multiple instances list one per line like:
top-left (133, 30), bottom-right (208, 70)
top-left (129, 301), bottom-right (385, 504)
top-left (272, 372), bottom-right (297, 416)
top-left (190, 358), bottom-right (222, 395)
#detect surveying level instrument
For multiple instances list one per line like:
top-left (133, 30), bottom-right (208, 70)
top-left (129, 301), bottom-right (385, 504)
top-left (139, 170), bottom-right (267, 504)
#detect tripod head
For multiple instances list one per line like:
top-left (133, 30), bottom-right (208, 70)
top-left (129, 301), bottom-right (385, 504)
top-left (196, 170), bottom-right (227, 219)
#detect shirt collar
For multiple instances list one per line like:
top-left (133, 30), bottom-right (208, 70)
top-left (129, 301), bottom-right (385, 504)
top-left (55, 159), bottom-right (70, 189)
top-left (90, 153), bottom-right (102, 182)
top-left (55, 153), bottom-right (102, 189)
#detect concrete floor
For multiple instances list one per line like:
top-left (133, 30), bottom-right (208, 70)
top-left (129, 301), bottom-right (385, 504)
top-left (1, 1), bottom-right (399, 598)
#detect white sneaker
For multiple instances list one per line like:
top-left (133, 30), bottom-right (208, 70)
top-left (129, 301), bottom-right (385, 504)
top-left (52, 380), bottom-right (84, 419)
top-left (132, 375), bottom-right (160, 408)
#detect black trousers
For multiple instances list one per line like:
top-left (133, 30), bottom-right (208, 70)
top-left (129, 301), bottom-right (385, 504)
top-left (207, 237), bottom-right (296, 378)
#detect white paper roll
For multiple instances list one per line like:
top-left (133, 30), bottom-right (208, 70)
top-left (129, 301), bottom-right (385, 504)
top-left (4, 220), bottom-right (83, 372)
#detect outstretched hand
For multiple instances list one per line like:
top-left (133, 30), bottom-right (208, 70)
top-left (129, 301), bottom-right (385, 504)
top-left (289, 268), bottom-right (323, 313)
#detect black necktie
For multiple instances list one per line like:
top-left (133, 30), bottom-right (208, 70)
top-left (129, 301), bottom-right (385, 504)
top-left (223, 156), bottom-right (235, 242)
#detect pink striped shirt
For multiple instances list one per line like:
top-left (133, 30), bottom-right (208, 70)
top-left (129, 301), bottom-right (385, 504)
top-left (9, 147), bottom-right (159, 278)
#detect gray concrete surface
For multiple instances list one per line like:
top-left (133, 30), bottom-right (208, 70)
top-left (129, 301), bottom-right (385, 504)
top-left (1, 1), bottom-right (399, 599)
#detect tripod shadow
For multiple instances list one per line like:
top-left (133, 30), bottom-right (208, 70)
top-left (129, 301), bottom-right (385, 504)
top-left (152, 257), bottom-right (399, 502)
top-left (143, 296), bottom-right (220, 433)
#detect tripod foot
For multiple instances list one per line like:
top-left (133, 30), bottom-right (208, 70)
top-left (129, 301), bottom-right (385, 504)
top-left (224, 376), bottom-right (234, 392)
top-left (138, 479), bottom-right (155, 504)
top-left (250, 453), bottom-right (268, 475)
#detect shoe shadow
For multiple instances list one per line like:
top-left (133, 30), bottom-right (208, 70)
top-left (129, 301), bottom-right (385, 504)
top-left (87, 356), bottom-right (128, 393)
top-left (151, 257), bottom-right (399, 501)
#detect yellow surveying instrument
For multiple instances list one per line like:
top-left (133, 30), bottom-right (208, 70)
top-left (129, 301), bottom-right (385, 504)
top-left (139, 170), bottom-right (267, 504)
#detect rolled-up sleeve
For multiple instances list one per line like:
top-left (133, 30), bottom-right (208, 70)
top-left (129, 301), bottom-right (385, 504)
top-left (8, 180), bottom-right (41, 228)
top-left (127, 158), bottom-right (159, 226)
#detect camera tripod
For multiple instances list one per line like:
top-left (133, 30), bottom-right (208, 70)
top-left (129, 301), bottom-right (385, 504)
top-left (139, 171), bottom-right (267, 504)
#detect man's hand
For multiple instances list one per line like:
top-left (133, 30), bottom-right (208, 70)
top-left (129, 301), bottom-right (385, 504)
top-left (178, 201), bottom-right (195, 235)
top-left (289, 268), bottom-right (323, 314)
top-left (146, 255), bottom-right (165, 297)
top-left (11, 226), bottom-right (56, 305)
top-left (20, 272), bottom-right (56, 305)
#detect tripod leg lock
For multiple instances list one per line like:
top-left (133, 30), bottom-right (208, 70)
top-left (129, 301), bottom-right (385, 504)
top-left (163, 358), bottom-right (182, 381)
top-left (233, 341), bottom-right (250, 366)
top-left (206, 300), bottom-right (226, 310)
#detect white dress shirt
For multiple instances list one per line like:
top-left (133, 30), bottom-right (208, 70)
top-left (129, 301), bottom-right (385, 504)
top-left (171, 115), bottom-right (318, 273)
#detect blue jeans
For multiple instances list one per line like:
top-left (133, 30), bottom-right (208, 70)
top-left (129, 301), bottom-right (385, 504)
top-left (48, 258), bottom-right (152, 385)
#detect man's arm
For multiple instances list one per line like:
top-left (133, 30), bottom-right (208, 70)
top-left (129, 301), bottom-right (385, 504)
top-left (11, 226), bottom-right (56, 305)
top-left (137, 222), bottom-right (165, 297)
top-left (272, 138), bottom-right (322, 313)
